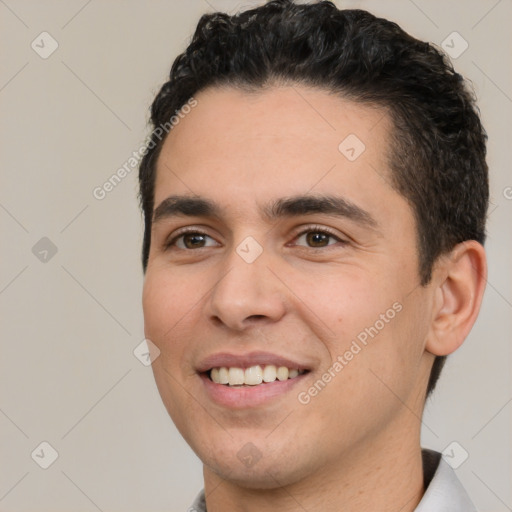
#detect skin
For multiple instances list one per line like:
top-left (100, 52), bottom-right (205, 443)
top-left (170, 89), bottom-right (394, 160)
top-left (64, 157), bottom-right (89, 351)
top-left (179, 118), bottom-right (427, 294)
top-left (142, 85), bottom-right (487, 512)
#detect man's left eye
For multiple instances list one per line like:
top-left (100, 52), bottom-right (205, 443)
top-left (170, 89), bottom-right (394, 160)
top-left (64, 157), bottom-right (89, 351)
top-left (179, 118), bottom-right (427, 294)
top-left (294, 230), bottom-right (343, 248)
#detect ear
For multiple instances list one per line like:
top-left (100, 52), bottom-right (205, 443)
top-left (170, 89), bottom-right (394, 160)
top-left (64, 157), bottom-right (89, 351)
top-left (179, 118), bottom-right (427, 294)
top-left (426, 240), bottom-right (487, 356)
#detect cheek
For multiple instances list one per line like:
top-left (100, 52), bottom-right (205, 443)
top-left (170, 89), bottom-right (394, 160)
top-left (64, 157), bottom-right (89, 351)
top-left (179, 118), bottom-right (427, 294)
top-left (289, 267), bottom-right (394, 350)
top-left (142, 270), bottom-right (194, 352)
top-left (292, 266), bottom-right (423, 396)
top-left (142, 271), bottom-right (202, 428)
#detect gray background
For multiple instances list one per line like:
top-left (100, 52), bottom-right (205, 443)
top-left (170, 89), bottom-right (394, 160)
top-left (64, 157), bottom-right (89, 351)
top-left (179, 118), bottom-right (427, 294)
top-left (0, 1), bottom-right (510, 511)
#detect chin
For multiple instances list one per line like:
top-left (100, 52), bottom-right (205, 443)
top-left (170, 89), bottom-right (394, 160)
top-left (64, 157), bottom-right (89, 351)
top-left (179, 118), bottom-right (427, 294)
top-left (197, 433), bottom-right (319, 490)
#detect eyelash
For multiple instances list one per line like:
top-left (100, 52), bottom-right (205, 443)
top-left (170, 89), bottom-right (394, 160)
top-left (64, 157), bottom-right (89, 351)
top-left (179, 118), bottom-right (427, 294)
top-left (165, 225), bottom-right (347, 250)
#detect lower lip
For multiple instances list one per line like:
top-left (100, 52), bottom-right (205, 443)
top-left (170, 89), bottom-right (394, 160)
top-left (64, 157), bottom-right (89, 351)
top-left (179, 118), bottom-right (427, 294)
top-left (200, 372), bottom-right (308, 409)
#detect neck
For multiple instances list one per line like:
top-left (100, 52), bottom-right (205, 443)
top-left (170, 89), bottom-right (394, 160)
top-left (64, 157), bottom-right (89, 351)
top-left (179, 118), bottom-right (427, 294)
top-left (202, 422), bottom-right (425, 512)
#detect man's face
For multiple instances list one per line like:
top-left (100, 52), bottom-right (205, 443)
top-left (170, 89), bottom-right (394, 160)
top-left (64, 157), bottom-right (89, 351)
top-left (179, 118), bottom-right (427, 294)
top-left (142, 86), bottom-right (436, 487)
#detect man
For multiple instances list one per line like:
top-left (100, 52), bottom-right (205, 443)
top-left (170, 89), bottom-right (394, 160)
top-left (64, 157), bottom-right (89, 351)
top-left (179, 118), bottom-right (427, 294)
top-left (138, 1), bottom-right (488, 510)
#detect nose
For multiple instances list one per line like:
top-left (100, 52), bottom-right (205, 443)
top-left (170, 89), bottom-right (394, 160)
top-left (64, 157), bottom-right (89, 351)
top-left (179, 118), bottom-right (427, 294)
top-left (205, 248), bottom-right (287, 331)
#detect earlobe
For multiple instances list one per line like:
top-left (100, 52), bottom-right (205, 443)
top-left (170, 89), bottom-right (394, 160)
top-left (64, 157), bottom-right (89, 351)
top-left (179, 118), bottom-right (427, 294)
top-left (426, 240), bottom-right (487, 356)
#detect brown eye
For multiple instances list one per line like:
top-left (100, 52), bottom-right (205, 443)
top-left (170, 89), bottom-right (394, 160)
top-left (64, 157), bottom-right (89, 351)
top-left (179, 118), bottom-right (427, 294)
top-left (305, 232), bottom-right (331, 247)
top-left (295, 229), bottom-right (340, 248)
top-left (167, 231), bottom-right (219, 250)
top-left (182, 233), bottom-right (207, 249)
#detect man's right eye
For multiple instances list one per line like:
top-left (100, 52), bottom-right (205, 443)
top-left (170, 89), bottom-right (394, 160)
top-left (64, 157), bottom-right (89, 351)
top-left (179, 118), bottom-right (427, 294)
top-left (166, 231), bottom-right (219, 250)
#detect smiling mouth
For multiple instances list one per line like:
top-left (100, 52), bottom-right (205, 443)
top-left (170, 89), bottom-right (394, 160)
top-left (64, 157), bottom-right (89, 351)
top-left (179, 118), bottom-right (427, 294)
top-left (207, 365), bottom-right (308, 387)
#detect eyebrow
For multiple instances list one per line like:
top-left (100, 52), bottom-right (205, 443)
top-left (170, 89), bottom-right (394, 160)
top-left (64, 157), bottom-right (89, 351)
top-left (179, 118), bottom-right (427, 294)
top-left (264, 195), bottom-right (378, 228)
top-left (153, 196), bottom-right (220, 223)
top-left (153, 194), bottom-right (378, 229)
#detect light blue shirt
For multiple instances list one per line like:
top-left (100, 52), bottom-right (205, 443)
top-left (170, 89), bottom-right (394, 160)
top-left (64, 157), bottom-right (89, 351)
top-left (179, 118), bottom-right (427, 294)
top-left (188, 450), bottom-right (477, 511)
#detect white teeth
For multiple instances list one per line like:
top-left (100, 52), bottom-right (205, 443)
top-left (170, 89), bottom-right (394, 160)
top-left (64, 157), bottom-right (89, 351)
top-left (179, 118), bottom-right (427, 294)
top-left (209, 364), bottom-right (304, 386)
top-left (218, 367), bottom-right (229, 384)
top-left (228, 367), bottom-right (245, 386)
top-left (244, 365), bottom-right (263, 385)
top-left (211, 368), bottom-right (220, 383)
top-left (262, 364), bottom-right (277, 382)
top-left (276, 366), bottom-right (289, 381)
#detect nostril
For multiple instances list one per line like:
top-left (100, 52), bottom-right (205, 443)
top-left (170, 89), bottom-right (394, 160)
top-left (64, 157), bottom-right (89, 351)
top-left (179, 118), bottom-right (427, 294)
top-left (209, 312), bottom-right (273, 331)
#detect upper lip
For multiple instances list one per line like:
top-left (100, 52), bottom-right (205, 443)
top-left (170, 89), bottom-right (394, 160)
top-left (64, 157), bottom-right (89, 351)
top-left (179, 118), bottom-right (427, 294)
top-left (196, 351), bottom-right (312, 373)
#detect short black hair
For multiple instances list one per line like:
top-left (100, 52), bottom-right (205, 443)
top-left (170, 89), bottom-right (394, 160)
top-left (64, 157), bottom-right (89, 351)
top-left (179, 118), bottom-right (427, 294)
top-left (138, 0), bottom-right (488, 395)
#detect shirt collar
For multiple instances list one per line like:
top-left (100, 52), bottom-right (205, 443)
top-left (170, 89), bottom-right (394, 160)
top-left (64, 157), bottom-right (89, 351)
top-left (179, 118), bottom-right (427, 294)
top-left (416, 449), bottom-right (477, 511)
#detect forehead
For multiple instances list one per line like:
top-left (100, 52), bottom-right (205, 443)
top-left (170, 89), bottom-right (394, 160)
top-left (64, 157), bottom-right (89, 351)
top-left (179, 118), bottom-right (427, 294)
top-left (153, 85), bottom-right (399, 220)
